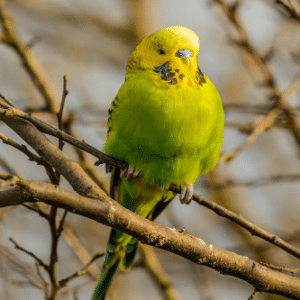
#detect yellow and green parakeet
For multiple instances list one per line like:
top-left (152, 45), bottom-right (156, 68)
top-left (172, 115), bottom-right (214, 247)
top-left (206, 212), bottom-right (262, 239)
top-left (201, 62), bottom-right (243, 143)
top-left (93, 26), bottom-right (224, 300)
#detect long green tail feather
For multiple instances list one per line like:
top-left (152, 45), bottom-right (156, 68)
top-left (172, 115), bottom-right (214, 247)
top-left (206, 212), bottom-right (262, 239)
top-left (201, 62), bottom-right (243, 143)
top-left (93, 167), bottom-right (174, 299)
top-left (93, 229), bottom-right (139, 300)
top-left (92, 257), bottom-right (119, 300)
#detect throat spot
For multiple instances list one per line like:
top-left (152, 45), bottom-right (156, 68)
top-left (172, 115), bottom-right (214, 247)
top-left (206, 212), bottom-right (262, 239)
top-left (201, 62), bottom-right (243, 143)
top-left (154, 62), bottom-right (181, 85)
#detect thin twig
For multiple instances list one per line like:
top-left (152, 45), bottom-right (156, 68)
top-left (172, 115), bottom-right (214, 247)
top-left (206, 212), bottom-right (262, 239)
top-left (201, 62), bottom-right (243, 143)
top-left (0, 156), bottom-right (17, 174)
top-left (9, 237), bottom-right (49, 271)
top-left (47, 207), bottom-right (61, 299)
top-left (0, 92), bottom-right (17, 107)
top-left (0, 130), bottom-right (57, 182)
top-left (54, 75), bottom-right (70, 232)
top-left (207, 173), bottom-right (300, 189)
top-left (190, 192), bottom-right (300, 260)
top-left (139, 244), bottom-right (182, 300)
top-left (57, 210), bottom-right (68, 235)
top-left (0, 131), bottom-right (45, 165)
top-left (0, 1), bottom-right (110, 192)
top-left (22, 203), bottom-right (49, 220)
top-left (59, 253), bottom-right (104, 287)
top-left (0, 101), bottom-right (124, 169)
top-left (248, 290), bottom-right (260, 300)
top-left (212, 0), bottom-right (300, 152)
top-left (57, 74), bottom-right (69, 150)
top-left (28, 202), bottom-right (101, 280)
top-left (1, 97), bottom-right (300, 262)
top-left (220, 107), bottom-right (280, 162)
top-left (284, 71), bottom-right (300, 98)
top-left (260, 262), bottom-right (300, 274)
top-left (0, 0), bottom-right (60, 112)
top-left (271, 0), bottom-right (300, 20)
top-left (35, 262), bottom-right (49, 293)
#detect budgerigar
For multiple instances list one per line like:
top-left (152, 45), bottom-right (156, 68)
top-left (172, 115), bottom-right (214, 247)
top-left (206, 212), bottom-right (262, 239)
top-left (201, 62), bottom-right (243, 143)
top-left (93, 26), bottom-right (224, 300)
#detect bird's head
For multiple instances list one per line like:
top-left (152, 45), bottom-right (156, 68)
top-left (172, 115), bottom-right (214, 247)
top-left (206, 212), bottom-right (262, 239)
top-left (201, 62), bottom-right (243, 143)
top-left (126, 26), bottom-right (204, 87)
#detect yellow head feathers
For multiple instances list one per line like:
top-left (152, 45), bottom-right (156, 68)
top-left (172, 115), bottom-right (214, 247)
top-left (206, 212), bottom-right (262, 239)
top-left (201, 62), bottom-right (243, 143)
top-left (148, 26), bottom-right (200, 55)
top-left (126, 26), bottom-right (201, 77)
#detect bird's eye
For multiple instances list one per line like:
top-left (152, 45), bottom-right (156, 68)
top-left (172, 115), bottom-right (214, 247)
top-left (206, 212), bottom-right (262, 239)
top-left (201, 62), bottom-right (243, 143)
top-left (176, 49), bottom-right (193, 59)
top-left (158, 49), bottom-right (165, 55)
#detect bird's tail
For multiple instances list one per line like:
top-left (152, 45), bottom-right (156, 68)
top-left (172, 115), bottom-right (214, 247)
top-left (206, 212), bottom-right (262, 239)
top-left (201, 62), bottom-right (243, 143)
top-left (92, 257), bottom-right (119, 300)
top-left (92, 229), bottom-right (138, 300)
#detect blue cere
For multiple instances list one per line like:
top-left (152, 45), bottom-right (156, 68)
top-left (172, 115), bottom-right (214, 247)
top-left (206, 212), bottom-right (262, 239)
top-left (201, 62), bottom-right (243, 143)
top-left (176, 49), bottom-right (193, 59)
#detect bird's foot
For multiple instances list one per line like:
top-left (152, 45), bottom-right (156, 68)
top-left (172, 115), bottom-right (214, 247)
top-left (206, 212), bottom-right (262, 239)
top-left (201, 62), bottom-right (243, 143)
top-left (121, 166), bottom-right (139, 180)
top-left (179, 183), bottom-right (194, 204)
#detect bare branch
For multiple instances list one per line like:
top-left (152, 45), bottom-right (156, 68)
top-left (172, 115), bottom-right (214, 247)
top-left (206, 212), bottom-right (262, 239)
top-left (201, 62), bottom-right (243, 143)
top-left (1, 176), bottom-right (300, 298)
top-left (1, 97), bottom-right (300, 262)
top-left (191, 192), bottom-right (300, 260)
top-left (0, 131), bottom-right (46, 165)
top-left (207, 173), bottom-right (300, 189)
top-left (284, 71), bottom-right (300, 98)
top-left (0, 185), bottom-right (32, 206)
top-left (47, 206), bottom-right (59, 298)
top-left (248, 290), bottom-right (260, 300)
top-left (0, 0), bottom-right (110, 193)
top-left (0, 0), bottom-right (60, 112)
top-left (0, 100), bottom-right (123, 170)
top-left (59, 253), bottom-right (104, 287)
top-left (220, 107), bottom-right (280, 162)
top-left (0, 156), bottom-right (17, 174)
top-left (57, 74), bottom-right (69, 151)
top-left (22, 203), bottom-right (49, 219)
top-left (211, 0), bottom-right (300, 151)
top-left (260, 262), bottom-right (300, 274)
top-left (9, 237), bottom-right (49, 271)
top-left (35, 262), bottom-right (49, 292)
top-left (30, 202), bottom-right (101, 280)
top-left (0, 104), bottom-right (106, 199)
top-left (271, 0), bottom-right (300, 20)
top-left (139, 244), bottom-right (181, 300)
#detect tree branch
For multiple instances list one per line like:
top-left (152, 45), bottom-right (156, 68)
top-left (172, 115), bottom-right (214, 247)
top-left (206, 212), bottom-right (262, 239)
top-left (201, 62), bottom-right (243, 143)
top-left (212, 0), bottom-right (300, 154)
top-left (139, 244), bottom-right (182, 300)
top-left (0, 0), bottom-right (60, 112)
top-left (1, 178), bottom-right (300, 299)
top-left (59, 253), bottom-right (104, 287)
top-left (0, 100), bottom-right (106, 199)
top-left (2, 99), bottom-right (300, 262)
top-left (192, 192), bottom-right (300, 260)
top-left (220, 107), bottom-right (280, 162)
top-left (0, 98), bottom-right (123, 169)
top-left (9, 237), bottom-right (49, 271)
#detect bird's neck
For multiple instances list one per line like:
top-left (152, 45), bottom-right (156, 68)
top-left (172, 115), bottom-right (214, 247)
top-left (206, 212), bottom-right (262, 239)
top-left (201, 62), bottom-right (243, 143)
top-left (126, 60), bottom-right (205, 89)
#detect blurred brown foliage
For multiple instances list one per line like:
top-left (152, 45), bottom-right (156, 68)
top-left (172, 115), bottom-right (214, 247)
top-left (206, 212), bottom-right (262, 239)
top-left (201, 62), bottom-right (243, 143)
top-left (1, 0), bottom-right (300, 299)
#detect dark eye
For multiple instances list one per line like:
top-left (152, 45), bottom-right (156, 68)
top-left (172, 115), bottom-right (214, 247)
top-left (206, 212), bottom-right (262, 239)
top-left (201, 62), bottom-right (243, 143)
top-left (158, 49), bottom-right (165, 55)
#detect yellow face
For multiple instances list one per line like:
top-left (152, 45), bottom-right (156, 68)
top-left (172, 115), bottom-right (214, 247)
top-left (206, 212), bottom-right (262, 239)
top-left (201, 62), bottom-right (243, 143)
top-left (127, 26), bottom-right (205, 88)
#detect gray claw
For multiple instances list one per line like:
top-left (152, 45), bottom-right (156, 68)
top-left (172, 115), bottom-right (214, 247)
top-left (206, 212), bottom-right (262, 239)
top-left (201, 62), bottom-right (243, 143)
top-left (121, 166), bottom-right (139, 180)
top-left (180, 183), bottom-right (194, 204)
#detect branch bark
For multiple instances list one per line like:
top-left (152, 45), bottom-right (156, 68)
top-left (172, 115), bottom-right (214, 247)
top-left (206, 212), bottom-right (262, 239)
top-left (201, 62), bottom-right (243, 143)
top-left (2, 99), bottom-right (300, 261)
top-left (0, 178), bottom-right (300, 299)
top-left (0, 104), bottom-right (105, 199)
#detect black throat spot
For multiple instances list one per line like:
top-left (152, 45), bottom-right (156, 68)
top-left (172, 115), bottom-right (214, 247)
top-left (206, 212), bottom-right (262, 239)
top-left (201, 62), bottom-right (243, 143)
top-left (154, 62), bottom-right (207, 87)
top-left (197, 67), bottom-right (206, 86)
top-left (154, 61), bottom-right (177, 85)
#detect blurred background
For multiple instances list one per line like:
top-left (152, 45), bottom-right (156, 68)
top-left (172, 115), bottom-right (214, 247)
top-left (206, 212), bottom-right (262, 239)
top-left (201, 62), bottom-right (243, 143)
top-left (0, 0), bottom-right (300, 299)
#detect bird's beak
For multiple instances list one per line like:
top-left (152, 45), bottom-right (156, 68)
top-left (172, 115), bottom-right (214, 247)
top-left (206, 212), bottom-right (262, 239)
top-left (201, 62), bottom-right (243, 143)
top-left (182, 57), bottom-right (192, 64)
